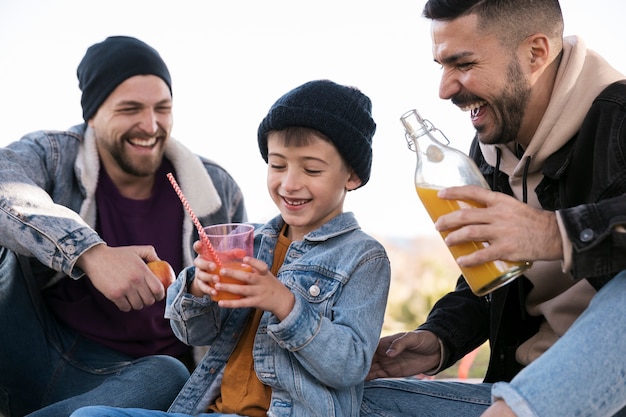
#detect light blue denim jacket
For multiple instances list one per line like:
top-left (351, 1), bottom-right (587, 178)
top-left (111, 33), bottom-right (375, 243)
top-left (0, 124), bottom-right (246, 284)
top-left (166, 212), bottom-right (391, 416)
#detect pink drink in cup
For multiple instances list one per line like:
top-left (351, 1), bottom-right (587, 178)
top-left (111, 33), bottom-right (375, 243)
top-left (202, 223), bottom-right (254, 301)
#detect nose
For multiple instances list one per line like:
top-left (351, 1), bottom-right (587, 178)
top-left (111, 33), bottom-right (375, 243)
top-left (138, 108), bottom-right (159, 134)
top-left (438, 69), bottom-right (461, 100)
top-left (281, 168), bottom-right (302, 192)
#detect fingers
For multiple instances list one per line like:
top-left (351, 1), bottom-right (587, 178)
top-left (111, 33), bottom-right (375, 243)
top-left (132, 244), bottom-right (160, 263)
top-left (433, 185), bottom-right (549, 264)
top-left (438, 185), bottom-right (492, 205)
top-left (243, 256), bottom-right (268, 274)
top-left (192, 240), bottom-right (203, 254)
top-left (144, 273), bottom-right (166, 301)
top-left (385, 332), bottom-right (419, 356)
top-left (113, 297), bottom-right (132, 313)
top-left (123, 281), bottom-right (162, 312)
top-left (109, 288), bottom-right (150, 312)
top-left (111, 267), bottom-right (164, 312)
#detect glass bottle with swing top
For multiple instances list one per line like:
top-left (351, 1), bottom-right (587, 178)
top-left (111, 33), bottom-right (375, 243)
top-left (401, 109), bottom-right (531, 296)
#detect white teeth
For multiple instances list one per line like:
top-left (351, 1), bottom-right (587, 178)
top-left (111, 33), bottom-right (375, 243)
top-left (128, 137), bottom-right (158, 147)
top-left (285, 198), bottom-right (306, 206)
top-left (460, 101), bottom-right (487, 113)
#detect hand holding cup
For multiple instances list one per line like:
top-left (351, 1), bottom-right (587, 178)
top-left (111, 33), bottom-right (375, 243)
top-left (202, 223), bottom-right (254, 301)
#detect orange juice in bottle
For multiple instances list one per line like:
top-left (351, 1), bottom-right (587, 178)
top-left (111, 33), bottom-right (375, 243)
top-left (401, 109), bottom-right (531, 296)
top-left (416, 185), bottom-right (529, 295)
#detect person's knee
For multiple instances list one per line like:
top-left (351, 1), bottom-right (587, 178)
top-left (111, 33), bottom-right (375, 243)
top-left (162, 355), bottom-right (191, 384)
top-left (138, 355), bottom-right (190, 393)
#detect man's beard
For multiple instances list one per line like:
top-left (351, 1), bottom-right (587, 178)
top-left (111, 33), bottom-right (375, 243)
top-left (111, 148), bottom-right (157, 177)
top-left (102, 129), bottom-right (167, 177)
top-left (478, 58), bottom-right (531, 145)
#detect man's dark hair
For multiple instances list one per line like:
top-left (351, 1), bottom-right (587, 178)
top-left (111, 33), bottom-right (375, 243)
top-left (423, 0), bottom-right (564, 50)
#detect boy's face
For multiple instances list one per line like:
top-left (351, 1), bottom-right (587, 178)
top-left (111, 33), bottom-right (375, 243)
top-left (89, 74), bottom-right (173, 180)
top-left (266, 132), bottom-right (361, 241)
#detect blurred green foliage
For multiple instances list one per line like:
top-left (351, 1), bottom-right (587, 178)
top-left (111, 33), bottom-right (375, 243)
top-left (378, 235), bottom-right (488, 380)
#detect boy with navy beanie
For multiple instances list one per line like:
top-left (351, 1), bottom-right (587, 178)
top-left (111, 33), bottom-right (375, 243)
top-left (71, 79), bottom-right (390, 417)
top-left (257, 79), bottom-right (376, 187)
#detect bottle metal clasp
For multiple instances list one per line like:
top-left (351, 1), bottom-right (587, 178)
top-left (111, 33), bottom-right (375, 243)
top-left (402, 110), bottom-right (450, 152)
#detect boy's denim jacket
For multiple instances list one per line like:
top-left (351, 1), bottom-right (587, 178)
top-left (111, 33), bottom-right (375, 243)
top-left (166, 213), bottom-right (391, 416)
top-left (0, 124), bottom-right (246, 284)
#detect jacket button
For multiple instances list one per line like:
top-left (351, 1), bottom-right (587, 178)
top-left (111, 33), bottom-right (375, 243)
top-left (309, 285), bottom-right (320, 297)
top-left (580, 229), bottom-right (594, 242)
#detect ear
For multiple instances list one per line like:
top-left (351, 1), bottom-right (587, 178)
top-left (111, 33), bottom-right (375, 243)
top-left (524, 33), bottom-right (550, 71)
top-left (346, 170), bottom-right (362, 191)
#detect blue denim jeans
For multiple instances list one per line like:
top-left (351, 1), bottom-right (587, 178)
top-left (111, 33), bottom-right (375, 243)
top-left (492, 270), bottom-right (626, 417)
top-left (70, 408), bottom-right (240, 417)
top-left (361, 379), bottom-right (492, 416)
top-left (361, 270), bottom-right (626, 417)
top-left (0, 248), bottom-right (190, 417)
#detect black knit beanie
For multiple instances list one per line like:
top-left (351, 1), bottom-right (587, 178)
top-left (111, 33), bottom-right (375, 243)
top-left (257, 79), bottom-right (376, 188)
top-left (77, 36), bottom-right (172, 121)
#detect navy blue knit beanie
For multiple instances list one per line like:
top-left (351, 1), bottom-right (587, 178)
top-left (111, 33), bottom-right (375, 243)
top-left (77, 36), bottom-right (172, 121)
top-left (257, 80), bottom-right (376, 188)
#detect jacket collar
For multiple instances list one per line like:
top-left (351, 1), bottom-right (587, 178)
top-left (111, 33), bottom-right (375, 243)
top-left (260, 212), bottom-right (361, 243)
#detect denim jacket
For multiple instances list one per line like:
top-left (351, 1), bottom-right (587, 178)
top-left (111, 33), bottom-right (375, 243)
top-left (0, 123), bottom-right (246, 284)
top-left (166, 212), bottom-right (391, 416)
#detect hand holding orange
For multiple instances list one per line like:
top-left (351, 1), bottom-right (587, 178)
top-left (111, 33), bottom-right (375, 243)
top-left (147, 260), bottom-right (175, 289)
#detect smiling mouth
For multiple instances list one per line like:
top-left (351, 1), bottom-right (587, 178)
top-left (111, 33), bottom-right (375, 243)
top-left (460, 100), bottom-right (487, 115)
top-left (128, 137), bottom-right (158, 147)
top-left (283, 197), bottom-right (309, 206)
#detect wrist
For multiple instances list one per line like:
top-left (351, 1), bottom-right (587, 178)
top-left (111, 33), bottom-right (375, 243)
top-left (273, 290), bottom-right (295, 321)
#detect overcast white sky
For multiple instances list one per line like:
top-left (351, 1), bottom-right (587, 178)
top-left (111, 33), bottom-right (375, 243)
top-left (1, 1), bottom-right (625, 238)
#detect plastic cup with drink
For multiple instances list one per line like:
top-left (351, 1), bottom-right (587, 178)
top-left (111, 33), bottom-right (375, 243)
top-left (202, 223), bottom-right (254, 301)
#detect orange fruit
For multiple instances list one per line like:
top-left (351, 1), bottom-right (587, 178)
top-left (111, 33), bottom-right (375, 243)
top-left (147, 260), bottom-right (176, 289)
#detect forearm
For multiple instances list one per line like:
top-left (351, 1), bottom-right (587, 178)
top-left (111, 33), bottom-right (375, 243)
top-left (268, 297), bottom-right (381, 388)
top-left (166, 267), bottom-right (229, 346)
top-left (268, 261), bottom-right (390, 388)
top-left (0, 131), bottom-right (99, 277)
top-left (0, 189), bottom-right (102, 277)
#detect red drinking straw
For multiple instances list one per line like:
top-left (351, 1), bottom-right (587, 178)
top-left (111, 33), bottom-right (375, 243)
top-left (166, 172), bottom-right (223, 269)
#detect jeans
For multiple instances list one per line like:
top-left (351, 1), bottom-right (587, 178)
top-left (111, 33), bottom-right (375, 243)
top-left (492, 270), bottom-right (626, 417)
top-left (361, 270), bottom-right (626, 417)
top-left (361, 379), bottom-right (492, 416)
top-left (70, 408), bottom-right (240, 417)
top-left (0, 248), bottom-right (190, 417)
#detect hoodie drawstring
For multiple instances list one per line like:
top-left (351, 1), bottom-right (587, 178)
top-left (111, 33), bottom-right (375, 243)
top-left (494, 147), bottom-right (531, 319)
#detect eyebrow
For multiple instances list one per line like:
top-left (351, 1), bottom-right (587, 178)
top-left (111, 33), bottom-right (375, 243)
top-left (114, 98), bottom-right (172, 108)
top-left (268, 152), bottom-right (329, 165)
top-left (435, 51), bottom-right (474, 65)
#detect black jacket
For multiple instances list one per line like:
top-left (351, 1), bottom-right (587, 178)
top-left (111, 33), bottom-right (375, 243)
top-left (419, 80), bottom-right (626, 383)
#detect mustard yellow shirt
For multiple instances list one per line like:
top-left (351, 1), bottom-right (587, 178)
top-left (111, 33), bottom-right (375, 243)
top-left (209, 225), bottom-right (291, 416)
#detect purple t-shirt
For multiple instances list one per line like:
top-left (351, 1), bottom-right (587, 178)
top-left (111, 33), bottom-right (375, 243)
top-left (45, 158), bottom-right (189, 358)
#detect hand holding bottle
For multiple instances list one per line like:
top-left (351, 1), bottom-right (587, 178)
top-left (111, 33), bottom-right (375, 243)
top-left (435, 185), bottom-right (563, 266)
top-left (401, 109), bottom-right (531, 296)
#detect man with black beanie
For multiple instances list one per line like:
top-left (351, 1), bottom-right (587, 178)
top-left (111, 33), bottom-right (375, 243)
top-left (0, 35), bottom-right (247, 416)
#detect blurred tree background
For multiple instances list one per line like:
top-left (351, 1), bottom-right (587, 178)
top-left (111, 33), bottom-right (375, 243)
top-left (378, 235), bottom-right (489, 380)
